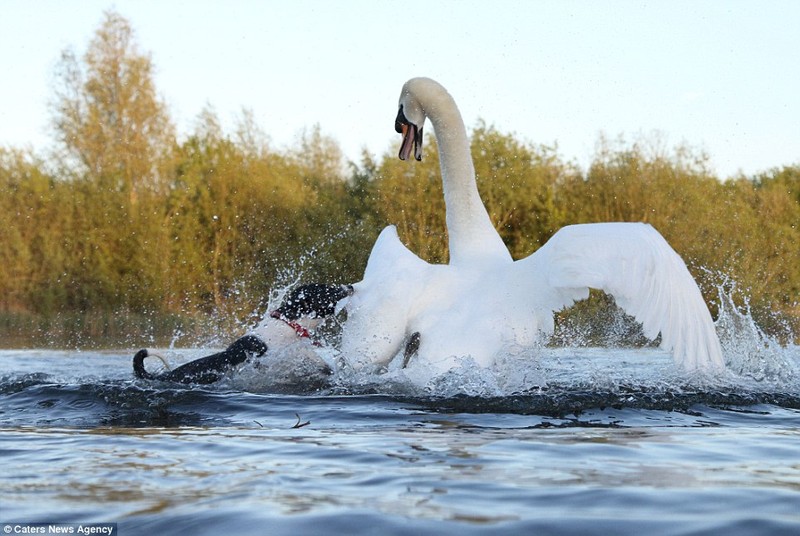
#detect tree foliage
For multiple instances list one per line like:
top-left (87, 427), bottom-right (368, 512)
top-left (0, 12), bottom-right (797, 346)
top-left (51, 11), bottom-right (175, 206)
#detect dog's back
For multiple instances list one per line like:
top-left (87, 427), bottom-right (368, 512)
top-left (133, 335), bottom-right (267, 384)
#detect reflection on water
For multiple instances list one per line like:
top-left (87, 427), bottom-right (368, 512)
top-left (3, 419), bottom-right (800, 531)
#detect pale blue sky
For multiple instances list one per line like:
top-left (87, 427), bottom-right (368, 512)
top-left (1, 0), bottom-right (798, 178)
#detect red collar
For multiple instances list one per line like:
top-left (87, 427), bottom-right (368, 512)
top-left (270, 311), bottom-right (320, 345)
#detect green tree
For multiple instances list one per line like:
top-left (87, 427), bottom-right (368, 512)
top-left (35, 10), bottom-right (179, 320)
top-left (471, 122), bottom-right (573, 257)
top-left (369, 135), bottom-right (448, 263)
top-left (734, 166), bottom-right (800, 321)
top-left (0, 149), bottom-right (58, 313)
top-left (50, 10), bottom-right (174, 202)
top-left (291, 123), bottom-right (346, 184)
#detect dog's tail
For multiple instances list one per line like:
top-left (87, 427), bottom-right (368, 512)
top-left (132, 349), bottom-right (171, 380)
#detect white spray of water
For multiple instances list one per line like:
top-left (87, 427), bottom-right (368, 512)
top-left (714, 284), bottom-right (798, 383)
top-left (326, 280), bottom-right (799, 397)
top-left (184, 252), bottom-right (798, 399)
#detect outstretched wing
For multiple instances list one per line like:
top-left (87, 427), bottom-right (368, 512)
top-left (515, 222), bottom-right (724, 371)
top-left (340, 226), bottom-right (431, 368)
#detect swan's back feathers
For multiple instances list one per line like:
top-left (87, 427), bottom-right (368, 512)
top-left (519, 222), bottom-right (724, 371)
top-left (340, 226), bottom-right (430, 368)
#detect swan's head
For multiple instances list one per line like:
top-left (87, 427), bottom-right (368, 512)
top-left (395, 105), bottom-right (424, 161)
top-left (395, 79), bottom-right (429, 161)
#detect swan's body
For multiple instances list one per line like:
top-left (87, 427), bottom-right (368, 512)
top-left (340, 77), bottom-right (724, 374)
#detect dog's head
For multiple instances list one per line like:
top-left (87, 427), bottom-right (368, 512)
top-left (273, 284), bottom-right (353, 322)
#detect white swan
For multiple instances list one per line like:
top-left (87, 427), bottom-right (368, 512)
top-left (341, 77), bottom-right (724, 374)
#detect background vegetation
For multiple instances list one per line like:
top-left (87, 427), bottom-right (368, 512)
top-left (1, 13), bottom-right (797, 348)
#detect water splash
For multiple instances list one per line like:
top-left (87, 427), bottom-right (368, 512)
top-left (714, 281), bottom-right (798, 382)
top-left (127, 262), bottom-right (800, 401)
top-left (325, 276), bottom-right (798, 398)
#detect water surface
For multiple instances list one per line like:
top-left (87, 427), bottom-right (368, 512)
top-left (1, 347), bottom-right (799, 535)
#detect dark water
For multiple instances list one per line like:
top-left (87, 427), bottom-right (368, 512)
top-left (1, 345), bottom-right (799, 535)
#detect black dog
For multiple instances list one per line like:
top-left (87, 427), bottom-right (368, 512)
top-left (133, 335), bottom-right (267, 384)
top-left (132, 283), bottom-right (352, 385)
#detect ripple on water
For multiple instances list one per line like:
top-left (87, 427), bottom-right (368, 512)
top-left (1, 347), bottom-right (799, 534)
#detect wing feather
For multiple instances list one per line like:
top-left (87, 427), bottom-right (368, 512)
top-left (517, 222), bottom-right (724, 371)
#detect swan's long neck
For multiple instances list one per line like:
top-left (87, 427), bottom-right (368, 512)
top-left (423, 85), bottom-right (512, 266)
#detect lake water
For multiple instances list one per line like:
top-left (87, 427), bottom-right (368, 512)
top-left (1, 337), bottom-right (799, 535)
